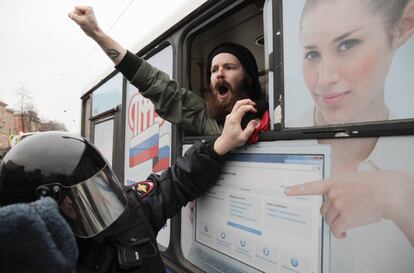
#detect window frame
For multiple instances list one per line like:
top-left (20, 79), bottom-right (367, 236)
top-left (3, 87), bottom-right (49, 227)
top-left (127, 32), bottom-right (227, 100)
top-left (265, 0), bottom-right (414, 141)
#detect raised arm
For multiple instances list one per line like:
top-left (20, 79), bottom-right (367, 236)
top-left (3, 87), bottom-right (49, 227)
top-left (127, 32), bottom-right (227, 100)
top-left (68, 6), bottom-right (126, 65)
top-left (69, 6), bottom-right (222, 135)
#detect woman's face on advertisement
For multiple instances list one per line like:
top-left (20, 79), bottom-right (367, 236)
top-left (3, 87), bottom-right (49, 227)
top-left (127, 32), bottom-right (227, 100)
top-left (300, 0), bottom-right (395, 124)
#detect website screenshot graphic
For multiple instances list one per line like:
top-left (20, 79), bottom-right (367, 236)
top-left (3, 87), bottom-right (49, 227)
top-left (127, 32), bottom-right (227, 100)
top-left (195, 153), bottom-right (326, 273)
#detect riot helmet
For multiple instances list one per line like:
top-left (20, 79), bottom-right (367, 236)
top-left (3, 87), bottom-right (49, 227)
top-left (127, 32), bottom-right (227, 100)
top-left (0, 131), bottom-right (128, 238)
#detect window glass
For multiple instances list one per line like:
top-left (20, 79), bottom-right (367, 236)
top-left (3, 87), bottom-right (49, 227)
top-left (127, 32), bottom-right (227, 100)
top-left (282, 0), bottom-right (414, 128)
top-left (92, 73), bottom-right (122, 117)
top-left (123, 45), bottom-right (173, 248)
top-left (93, 119), bottom-right (114, 166)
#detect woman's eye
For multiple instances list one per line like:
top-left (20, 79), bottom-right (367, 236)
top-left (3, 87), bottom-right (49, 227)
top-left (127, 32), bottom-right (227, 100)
top-left (305, 51), bottom-right (320, 60)
top-left (338, 39), bottom-right (360, 51)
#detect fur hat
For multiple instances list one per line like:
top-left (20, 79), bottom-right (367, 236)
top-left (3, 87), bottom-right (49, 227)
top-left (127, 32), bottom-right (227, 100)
top-left (0, 197), bottom-right (78, 273)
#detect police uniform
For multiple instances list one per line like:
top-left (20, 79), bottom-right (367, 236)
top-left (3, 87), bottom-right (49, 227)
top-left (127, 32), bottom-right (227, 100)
top-left (75, 140), bottom-right (224, 272)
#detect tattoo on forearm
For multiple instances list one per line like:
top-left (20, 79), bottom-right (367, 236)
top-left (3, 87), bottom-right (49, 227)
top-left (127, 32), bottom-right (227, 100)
top-left (106, 48), bottom-right (120, 60)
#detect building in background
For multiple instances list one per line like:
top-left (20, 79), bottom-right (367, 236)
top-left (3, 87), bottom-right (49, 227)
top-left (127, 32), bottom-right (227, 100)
top-left (13, 111), bottom-right (40, 133)
top-left (0, 99), bottom-right (66, 157)
top-left (0, 101), bottom-right (11, 154)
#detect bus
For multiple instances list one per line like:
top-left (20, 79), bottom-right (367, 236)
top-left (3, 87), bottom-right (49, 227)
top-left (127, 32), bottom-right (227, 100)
top-left (78, 0), bottom-right (414, 272)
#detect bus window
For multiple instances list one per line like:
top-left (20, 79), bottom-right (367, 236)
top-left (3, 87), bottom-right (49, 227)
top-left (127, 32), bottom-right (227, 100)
top-left (124, 44), bottom-right (174, 250)
top-left (280, 0), bottom-right (414, 132)
top-left (91, 73), bottom-right (123, 117)
top-left (181, 0), bottom-right (266, 264)
top-left (185, 0), bottom-right (266, 136)
top-left (93, 118), bottom-right (114, 166)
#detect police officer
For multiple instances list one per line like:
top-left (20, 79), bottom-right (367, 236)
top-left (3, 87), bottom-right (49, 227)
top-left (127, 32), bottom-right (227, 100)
top-left (0, 99), bottom-right (259, 273)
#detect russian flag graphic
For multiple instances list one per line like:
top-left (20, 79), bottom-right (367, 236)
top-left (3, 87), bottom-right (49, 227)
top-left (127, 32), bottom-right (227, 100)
top-left (129, 124), bottom-right (159, 167)
top-left (152, 133), bottom-right (170, 173)
top-left (129, 123), bottom-right (170, 173)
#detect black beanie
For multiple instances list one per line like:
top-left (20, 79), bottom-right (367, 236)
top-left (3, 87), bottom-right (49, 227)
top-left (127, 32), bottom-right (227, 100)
top-left (206, 42), bottom-right (262, 100)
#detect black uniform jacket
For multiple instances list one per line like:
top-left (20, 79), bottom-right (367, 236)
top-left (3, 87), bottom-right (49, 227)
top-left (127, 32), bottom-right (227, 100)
top-left (76, 140), bottom-right (225, 273)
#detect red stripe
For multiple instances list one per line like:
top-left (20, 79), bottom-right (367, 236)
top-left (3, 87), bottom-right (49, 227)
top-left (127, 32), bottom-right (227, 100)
top-left (129, 145), bottom-right (159, 167)
top-left (152, 157), bottom-right (169, 173)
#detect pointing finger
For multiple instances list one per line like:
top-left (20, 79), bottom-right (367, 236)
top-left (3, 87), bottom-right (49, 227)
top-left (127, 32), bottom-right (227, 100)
top-left (285, 180), bottom-right (332, 196)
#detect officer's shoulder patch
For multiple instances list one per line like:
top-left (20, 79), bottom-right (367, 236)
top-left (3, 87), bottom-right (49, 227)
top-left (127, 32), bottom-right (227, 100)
top-left (130, 181), bottom-right (155, 198)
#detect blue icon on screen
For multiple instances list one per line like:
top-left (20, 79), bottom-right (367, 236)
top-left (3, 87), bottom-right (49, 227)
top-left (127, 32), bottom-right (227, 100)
top-left (263, 248), bottom-right (270, 256)
top-left (291, 258), bottom-right (299, 267)
top-left (204, 225), bottom-right (209, 232)
top-left (221, 232), bottom-right (226, 239)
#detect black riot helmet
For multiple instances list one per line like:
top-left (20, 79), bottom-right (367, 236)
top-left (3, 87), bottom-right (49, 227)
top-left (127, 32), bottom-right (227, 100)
top-left (0, 131), bottom-right (128, 238)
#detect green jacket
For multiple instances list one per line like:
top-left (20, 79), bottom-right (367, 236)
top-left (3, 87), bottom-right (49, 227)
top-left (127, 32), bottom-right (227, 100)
top-left (116, 51), bottom-right (222, 135)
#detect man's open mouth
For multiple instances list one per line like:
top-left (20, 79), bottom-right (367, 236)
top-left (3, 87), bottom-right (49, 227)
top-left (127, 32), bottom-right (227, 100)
top-left (218, 85), bottom-right (229, 95)
top-left (216, 82), bottom-right (231, 97)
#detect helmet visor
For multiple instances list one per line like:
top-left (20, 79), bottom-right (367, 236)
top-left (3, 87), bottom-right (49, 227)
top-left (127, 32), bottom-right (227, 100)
top-left (59, 165), bottom-right (128, 238)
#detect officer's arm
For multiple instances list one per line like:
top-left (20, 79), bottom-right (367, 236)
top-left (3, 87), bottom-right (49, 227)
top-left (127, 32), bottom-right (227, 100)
top-left (139, 99), bottom-right (258, 232)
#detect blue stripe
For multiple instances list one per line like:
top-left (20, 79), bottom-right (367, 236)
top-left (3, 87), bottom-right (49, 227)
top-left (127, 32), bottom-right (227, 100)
top-left (129, 134), bottom-right (159, 157)
top-left (228, 153), bottom-right (322, 165)
top-left (227, 221), bottom-right (262, 235)
top-left (158, 146), bottom-right (170, 159)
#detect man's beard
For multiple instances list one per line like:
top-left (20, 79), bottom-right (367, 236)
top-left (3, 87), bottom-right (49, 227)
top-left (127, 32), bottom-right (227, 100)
top-left (205, 76), bottom-right (251, 121)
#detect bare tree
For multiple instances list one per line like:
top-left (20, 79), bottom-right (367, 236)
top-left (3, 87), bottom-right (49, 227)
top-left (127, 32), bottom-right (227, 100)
top-left (14, 83), bottom-right (66, 133)
top-left (15, 83), bottom-right (32, 132)
top-left (39, 120), bottom-right (67, 132)
top-left (48, 120), bottom-right (67, 131)
top-left (24, 101), bottom-right (40, 131)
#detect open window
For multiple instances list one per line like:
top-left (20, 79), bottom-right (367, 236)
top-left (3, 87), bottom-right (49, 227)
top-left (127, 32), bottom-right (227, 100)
top-left (189, 2), bottom-right (266, 98)
top-left (181, 0), bottom-right (267, 137)
top-left (180, 0), bottom-right (267, 270)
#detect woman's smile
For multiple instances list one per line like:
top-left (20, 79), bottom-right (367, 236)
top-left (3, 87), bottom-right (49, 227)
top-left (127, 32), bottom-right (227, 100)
top-left (318, 90), bottom-right (351, 106)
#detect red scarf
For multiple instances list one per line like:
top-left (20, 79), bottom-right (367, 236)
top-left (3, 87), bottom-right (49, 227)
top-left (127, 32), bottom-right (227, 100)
top-left (247, 110), bottom-right (270, 144)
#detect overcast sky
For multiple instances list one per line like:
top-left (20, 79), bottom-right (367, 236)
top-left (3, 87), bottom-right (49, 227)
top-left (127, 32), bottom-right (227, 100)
top-left (0, 0), bottom-right (205, 133)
